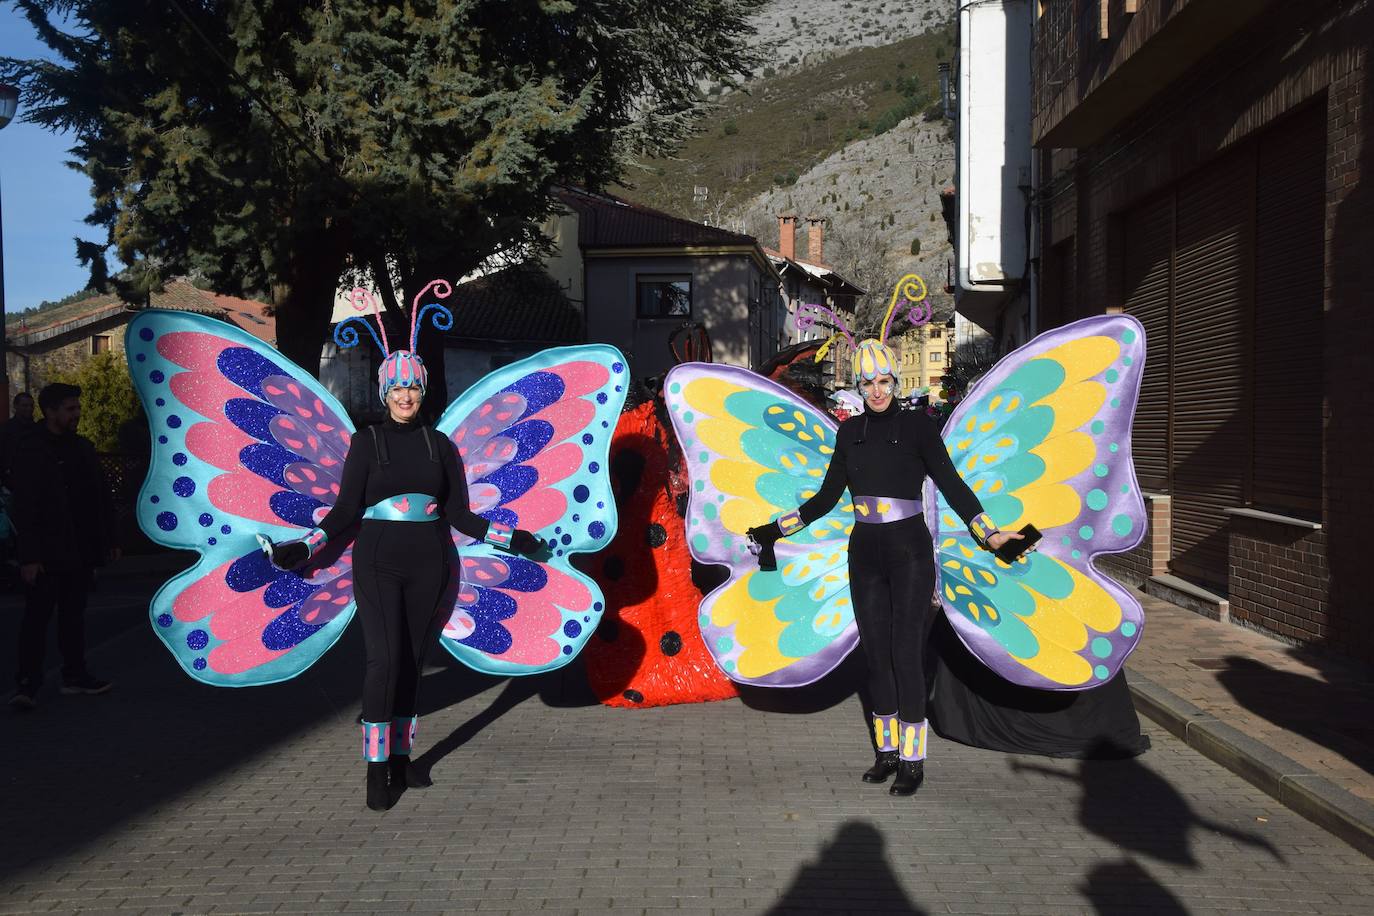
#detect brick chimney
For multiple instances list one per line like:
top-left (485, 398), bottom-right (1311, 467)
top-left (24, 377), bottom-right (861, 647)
top-left (805, 217), bottom-right (825, 265)
top-left (777, 214), bottom-right (798, 260)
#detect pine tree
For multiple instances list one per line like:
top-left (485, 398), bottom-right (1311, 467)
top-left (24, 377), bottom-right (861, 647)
top-left (3, 0), bottom-right (763, 393)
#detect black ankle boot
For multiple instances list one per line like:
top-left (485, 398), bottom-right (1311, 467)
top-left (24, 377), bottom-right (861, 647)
top-left (889, 760), bottom-right (924, 796)
top-left (389, 755), bottom-right (432, 789)
top-left (366, 761), bottom-right (392, 811)
top-left (862, 750), bottom-right (899, 783)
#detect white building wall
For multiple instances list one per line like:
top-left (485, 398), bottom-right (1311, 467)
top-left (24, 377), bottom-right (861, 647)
top-left (955, 0), bottom-right (1033, 338)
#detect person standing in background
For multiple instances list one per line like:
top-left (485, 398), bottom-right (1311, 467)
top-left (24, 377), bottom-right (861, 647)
top-left (0, 391), bottom-right (36, 484)
top-left (8, 383), bottom-right (119, 710)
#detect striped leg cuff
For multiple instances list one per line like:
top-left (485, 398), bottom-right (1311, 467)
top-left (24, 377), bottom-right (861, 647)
top-left (485, 521), bottom-right (514, 549)
top-left (968, 513), bottom-right (999, 549)
top-left (391, 716), bottom-right (418, 756)
top-left (777, 511), bottom-right (804, 536)
top-left (362, 720), bottom-right (390, 762)
top-left (899, 719), bottom-right (928, 762)
top-left (872, 713), bottom-right (899, 752)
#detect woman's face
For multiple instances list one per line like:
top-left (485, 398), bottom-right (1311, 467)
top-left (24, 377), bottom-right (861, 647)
top-left (858, 373), bottom-right (896, 412)
top-left (386, 384), bottom-right (423, 423)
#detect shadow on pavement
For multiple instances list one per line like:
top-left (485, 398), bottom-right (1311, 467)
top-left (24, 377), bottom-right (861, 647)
top-left (1012, 743), bottom-right (1283, 867)
top-left (765, 820), bottom-right (926, 915)
top-left (1080, 858), bottom-right (1188, 915)
top-left (2, 581), bottom-right (599, 882)
top-left (736, 649), bottom-right (868, 716)
top-left (1216, 653), bottom-right (1374, 775)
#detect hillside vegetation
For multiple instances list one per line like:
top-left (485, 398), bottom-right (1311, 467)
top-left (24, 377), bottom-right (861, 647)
top-left (620, 26), bottom-right (955, 221)
top-left (619, 14), bottom-right (958, 330)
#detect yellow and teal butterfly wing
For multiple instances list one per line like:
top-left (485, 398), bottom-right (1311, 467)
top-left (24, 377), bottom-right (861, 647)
top-left (928, 314), bottom-right (1147, 690)
top-left (664, 363), bottom-right (856, 686)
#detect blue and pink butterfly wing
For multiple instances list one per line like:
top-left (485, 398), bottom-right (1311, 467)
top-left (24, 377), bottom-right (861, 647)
top-left (127, 310), bottom-right (358, 686)
top-left (434, 344), bottom-right (627, 676)
top-left (664, 363), bottom-right (858, 687)
top-left (927, 314), bottom-right (1147, 690)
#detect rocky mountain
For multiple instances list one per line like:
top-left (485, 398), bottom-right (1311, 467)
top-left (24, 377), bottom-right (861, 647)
top-left (619, 1), bottom-right (957, 330)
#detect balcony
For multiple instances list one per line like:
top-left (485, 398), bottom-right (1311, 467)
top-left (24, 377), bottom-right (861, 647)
top-left (1033, 0), bottom-right (1284, 148)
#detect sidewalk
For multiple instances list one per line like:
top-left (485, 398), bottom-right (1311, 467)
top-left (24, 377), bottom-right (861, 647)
top-left (1123, 587), bottom-right (1374, 856)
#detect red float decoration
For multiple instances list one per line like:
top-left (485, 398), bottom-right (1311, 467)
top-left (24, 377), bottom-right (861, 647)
top-left (582, 401), bottom-right (738, 707)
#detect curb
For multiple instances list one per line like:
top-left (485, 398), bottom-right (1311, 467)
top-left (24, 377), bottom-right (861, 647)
top-left (1128, 670), bottom-right (1374, 859)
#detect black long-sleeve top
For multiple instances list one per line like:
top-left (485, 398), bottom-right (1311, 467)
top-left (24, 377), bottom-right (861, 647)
top-left (315, 419), bottom-right (490, 542)
top-left (10, 426), bottom-right (115, 569)
top-left (797, 403), bottom-right (987, 529)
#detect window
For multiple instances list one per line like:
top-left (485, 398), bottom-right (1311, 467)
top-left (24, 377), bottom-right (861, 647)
top-left (930, 328), bottom-right (943, 340)
top-left (637, 275), bottom-right (692, 318)
top-left (928, 352), bottom-right (943, 363)
top-left (91, 335), bottom-right (111, 355)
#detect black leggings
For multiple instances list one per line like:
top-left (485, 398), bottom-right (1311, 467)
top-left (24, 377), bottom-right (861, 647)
top-left (352, 520), bottom-right (451, 724)
top-left (848, 516), bottom-right (937, 723)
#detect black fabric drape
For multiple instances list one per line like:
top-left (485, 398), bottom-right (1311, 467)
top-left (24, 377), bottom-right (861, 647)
top-left (926, 613), bottom-right (1151, 759)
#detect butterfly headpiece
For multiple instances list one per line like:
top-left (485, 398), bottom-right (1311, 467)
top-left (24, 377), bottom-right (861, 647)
top-left (333, 280), bottom-right (455, 404)
top-left (794, 273), bottom-right (935, 387)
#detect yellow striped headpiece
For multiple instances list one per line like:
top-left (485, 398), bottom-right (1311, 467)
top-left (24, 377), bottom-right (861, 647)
top-left (852, 338), bottom-right (898, 382)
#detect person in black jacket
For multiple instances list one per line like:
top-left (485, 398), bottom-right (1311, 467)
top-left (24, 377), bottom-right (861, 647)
top-left (266, 348), bottom-right (545, 811)
top-left (8, 383), bottom-right (119, 710)
top-left (0, 390), bottom-right (36, 485)
top-left (748, 339), bottom-right (1021, 797)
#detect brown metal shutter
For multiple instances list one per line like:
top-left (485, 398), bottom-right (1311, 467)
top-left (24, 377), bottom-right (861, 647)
top-left (1121, 194), bottom-right (1174, 493)
top-left (1252, 104), bottom-right (1324, 518)
top-left (1169, 148), bottom-right (1254, 587)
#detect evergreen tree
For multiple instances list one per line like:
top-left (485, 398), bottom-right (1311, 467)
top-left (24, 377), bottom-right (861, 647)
top-left (3, 0), bottom-right (763, 392)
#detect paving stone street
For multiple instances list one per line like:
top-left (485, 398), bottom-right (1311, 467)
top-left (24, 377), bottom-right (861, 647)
top-left (3, 570), bottom-right (1373, 915)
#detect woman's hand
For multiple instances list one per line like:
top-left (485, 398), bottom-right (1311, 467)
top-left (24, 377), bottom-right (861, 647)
top-left (986, 530), bottom-right (1023, 552)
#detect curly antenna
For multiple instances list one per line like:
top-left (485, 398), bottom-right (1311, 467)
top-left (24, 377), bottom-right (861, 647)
top-left (880, 274), bottom-right (929, 343)
top-left (410, 279), bottom-right (453, 351)
top-left (795, 302), bottom-right (856, 350)
top-left (814, 332), bottom-right (843, 364)
top-left (412, 303), bottom-right (455, 342)
top-left (333, 316), bottom-right (387, 356)
top-left (349, 287), bottom-right (390, 355)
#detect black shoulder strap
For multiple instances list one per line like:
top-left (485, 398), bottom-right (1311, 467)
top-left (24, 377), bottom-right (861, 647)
top-left (423, 426), bottom-right (438, 463)
top-left (370, 425), bottom-right (390, 466)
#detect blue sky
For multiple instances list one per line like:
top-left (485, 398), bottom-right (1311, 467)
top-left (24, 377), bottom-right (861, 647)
top-left (1, 5), bottom-right (110, 314)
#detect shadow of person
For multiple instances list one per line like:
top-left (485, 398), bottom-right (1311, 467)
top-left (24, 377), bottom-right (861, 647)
top-left (1012, 742), bottom-right (1282, 867)
top-left (409, 675), bottom-right (542, 784)
top-left (400, 655), bottom-right (596, 792)
top-left (1215, 654), bottom-right (1374, 774)
top-left (1079, 858), bottom-right (1188, 915)
top-left (765, 820), bottom-right (927, 915)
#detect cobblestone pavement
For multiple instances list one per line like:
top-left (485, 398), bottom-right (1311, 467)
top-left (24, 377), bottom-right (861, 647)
top-left (3, 589), bottom-right (1374, 915)
top-left (1124, 592), bottom-right (1374, 803)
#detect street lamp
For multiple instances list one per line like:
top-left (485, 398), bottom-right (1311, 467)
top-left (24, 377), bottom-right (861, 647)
top-left (0, 83), bottom-right (17, 417)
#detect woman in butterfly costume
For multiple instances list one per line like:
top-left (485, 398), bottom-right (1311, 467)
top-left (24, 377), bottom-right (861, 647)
top-left (667, 274), bottom-right (1149, 797)
top-left (746, 314), bottom-right (1021, 797)
top-left (128, 280), bottom-right (625, 815)
top-left (263, 291), bottom-right (545, 810)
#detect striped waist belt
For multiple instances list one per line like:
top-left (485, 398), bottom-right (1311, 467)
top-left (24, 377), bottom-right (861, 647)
top-left (363, 493), bottom-right (441, 522)
top-left (852, 496), bottom-right (923, 524)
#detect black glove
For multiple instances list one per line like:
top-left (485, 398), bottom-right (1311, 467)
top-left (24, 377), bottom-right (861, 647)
top-left (271, 541), bottom-right (310, 571)
top-left (746, 522), bottom-right (782, 572)
top-left (509, 529), bottom-right (546, 558)
top-left (746, 522), bottom-right (781, 546)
